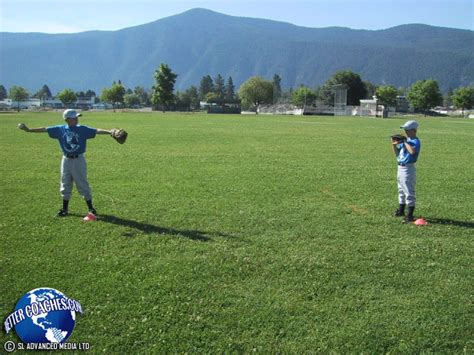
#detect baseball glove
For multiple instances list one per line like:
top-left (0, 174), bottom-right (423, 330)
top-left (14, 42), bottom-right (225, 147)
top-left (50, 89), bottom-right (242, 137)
top-left (111, 128), bottom-right (128, 144)
top-left (390, 134), bottom-right (406, 143)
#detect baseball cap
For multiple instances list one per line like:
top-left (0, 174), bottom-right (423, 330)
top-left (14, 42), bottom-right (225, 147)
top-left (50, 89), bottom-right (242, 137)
top-left (400, 120), bottom-right (418, 130)
top-left (63, 109), bottom-right (82, 120)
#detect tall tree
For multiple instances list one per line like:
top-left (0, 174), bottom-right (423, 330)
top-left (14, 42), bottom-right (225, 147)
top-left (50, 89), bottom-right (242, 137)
top-left (134, 86), bottom-right (150, 106)
top-left (151, 63), bottom-right (178, 112)
top-left (185, 86), bottom-right (200, 110)
top-left (292, 86), bottom-right (317, 108)
top-left (407, 79), bottom-right (443, 115)
top-left (9, 86), bottom-right (29, 111)
top-left (444, 87), bottom-right (454, 107)
top-left (101, 82), bottom-right (126, 111)
top-left (272, 74), bottom-right (282, 103)
top-left (364, 80), bottom-right (377, 99)
top-left (397, 87), bottom-right (407, 96)
top-left (0, 85), bottom-right (8, 100)
top-left (225, 76), bottom-right (235, 100)
top-left (100, 88), bottom-right (111, 106)
top-left (123, 93), bottom-right (141, 108)
top-left (452, 86), bottom-right (474, 116)
top-left (205, 92), bottom-right (220, 103)
top-left (33, 84), bottom-right (52, 99)
top-left (176, 86), bottom-right (200, 111)
top-left (238, 76), bottom-right (273, 111)
top-left (214, 74), bottom-right (225, 99)
top-left (199, 75), bottom-right (214, 100)
top-left (375, 85), bottom-right (398, 107)
top-left (319, 70), bottom-right (368, 106)
top-left (85, 90), bottom-right (96, 98)
top-left (58, 89), bottom-right (77, 108)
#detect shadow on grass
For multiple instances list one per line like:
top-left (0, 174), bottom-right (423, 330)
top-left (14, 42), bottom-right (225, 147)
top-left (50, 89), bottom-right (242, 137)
top-left (98, 214), bottom-right (235, 241)
top-left (427, 217), bottom-right (474, 229)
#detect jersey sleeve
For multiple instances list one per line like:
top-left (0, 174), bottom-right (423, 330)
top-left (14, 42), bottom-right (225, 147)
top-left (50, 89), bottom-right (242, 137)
top-left (82, 126), bottom-right (97, 139)
top-left (406, 139), bottom-right (420, 154)
top-left (47, 125), bottom-right (61, 139)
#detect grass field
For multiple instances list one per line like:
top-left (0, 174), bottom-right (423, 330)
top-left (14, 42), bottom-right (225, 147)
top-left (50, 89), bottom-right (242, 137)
top-left (1, 111), bottom-right (473, 353)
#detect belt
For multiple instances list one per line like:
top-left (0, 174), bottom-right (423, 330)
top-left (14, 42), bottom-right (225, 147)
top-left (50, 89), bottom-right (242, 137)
top-left (398, 162), bottom-right (414, 166)
top-left (64, 154), bottom-right (80, 159)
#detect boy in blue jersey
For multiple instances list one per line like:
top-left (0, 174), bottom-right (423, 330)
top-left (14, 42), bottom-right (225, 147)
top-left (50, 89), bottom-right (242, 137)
top-left (391, 120), bottom-right (421, 223)
top-left (18, 109), bottom-right (113, 219)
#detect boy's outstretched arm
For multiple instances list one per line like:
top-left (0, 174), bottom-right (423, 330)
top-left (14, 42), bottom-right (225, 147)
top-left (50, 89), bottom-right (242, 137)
top-left (96, 128), bottom-right (113, 135)
top-left (18, 123), bottom-right (47, 133)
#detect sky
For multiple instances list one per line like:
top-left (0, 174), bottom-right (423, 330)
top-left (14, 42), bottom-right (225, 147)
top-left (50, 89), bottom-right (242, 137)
top-left (0, 0), bottom-right (472, 33)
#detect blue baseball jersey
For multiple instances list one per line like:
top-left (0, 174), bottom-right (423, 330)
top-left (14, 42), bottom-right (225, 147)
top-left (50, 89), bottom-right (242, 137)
top-left (397, 137), bottom-right (421, 164)
top-left (47, 124), bottom-right (97, 155)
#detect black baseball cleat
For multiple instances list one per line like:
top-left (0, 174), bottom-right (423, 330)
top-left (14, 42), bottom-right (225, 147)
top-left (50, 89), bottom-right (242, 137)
top-left (394, 204), bottom-right (406, 217)
top-left (402, 206), bottom-right (415, 224)
top-left (56, 209), bottom-right (68, 217)
top-left (89, 208), bottom-right (97, 216)
top-left (393, 209), bottom-right (405, 217)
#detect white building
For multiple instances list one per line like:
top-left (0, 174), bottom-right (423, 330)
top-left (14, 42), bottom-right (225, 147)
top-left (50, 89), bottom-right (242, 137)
top-left (75, 96), bottom-right (96, 109)
top-left (0, 96), bottom-right (96, 110)
top-left (42, 97), bottom-right (63, 108)
top-left (359, 98), bottom-right (378, 116)
top-left (4, 98), bottom-right (41, 109)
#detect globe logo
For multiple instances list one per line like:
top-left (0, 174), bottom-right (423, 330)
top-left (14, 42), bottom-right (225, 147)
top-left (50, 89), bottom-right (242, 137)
top-left (4, 288), bottom-right (83, 344)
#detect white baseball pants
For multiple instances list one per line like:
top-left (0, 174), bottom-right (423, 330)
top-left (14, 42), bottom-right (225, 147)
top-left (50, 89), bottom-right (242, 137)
top-left (397, 164), bottom-right (416, 207)
top-left (60, 155), bottom-right (92, 201)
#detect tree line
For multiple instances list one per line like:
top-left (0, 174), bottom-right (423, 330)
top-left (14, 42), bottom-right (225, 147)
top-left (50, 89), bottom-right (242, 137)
top-left (2, 65), bottom-right (473, 115)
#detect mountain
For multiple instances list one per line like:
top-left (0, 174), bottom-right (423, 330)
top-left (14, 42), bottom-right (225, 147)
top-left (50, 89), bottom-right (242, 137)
top-left (1, 8), bottom-right (473, 94)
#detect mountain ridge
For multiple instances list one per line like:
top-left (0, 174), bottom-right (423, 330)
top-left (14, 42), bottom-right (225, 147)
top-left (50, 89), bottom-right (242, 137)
top-left (1, 8), bottom-right (473, 93)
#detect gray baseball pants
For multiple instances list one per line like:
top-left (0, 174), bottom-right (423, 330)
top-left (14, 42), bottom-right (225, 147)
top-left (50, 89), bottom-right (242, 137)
top-left (397, 163), bottom-right (416, 207)
top-left (60, 154), bottom-right (92, 201)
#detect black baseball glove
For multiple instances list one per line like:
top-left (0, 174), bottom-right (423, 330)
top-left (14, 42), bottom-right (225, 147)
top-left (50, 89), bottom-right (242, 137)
top-left (390, 134), bottom-right (406, 143)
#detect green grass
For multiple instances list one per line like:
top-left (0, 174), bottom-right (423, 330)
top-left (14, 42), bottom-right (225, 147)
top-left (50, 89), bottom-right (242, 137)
top-left (1, 111), bottom-right (473, 353)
